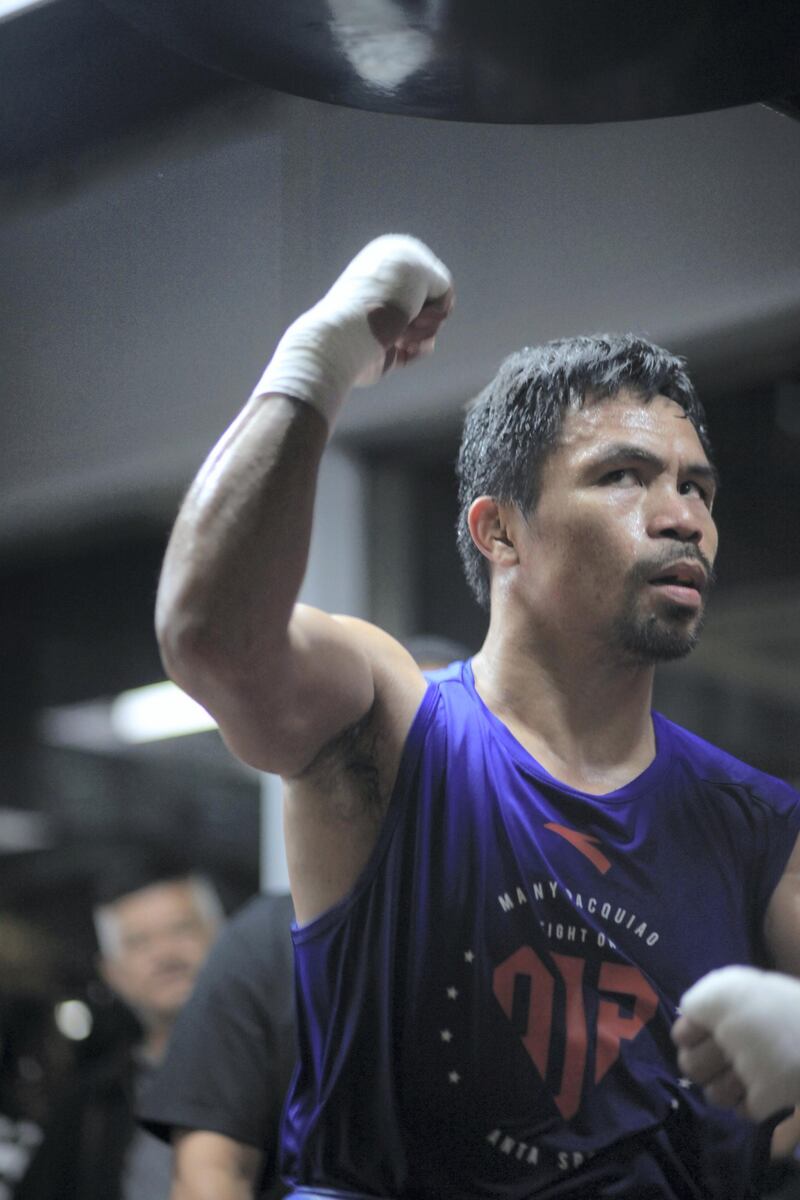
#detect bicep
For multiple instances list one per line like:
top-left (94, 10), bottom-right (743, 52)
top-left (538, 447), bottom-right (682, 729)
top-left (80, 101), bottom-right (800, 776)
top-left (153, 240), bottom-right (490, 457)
top-left (764, 832), bottom-right (800, 977)
top-left (171, 1130), bottom-right (263, 1200)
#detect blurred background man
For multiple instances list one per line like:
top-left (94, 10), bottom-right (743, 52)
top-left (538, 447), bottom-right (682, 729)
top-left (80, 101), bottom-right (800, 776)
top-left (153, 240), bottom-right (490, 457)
top-left (140, 890), bottom-right (296, 1200)
top-left (17, 852), bottom-right (223, 1200)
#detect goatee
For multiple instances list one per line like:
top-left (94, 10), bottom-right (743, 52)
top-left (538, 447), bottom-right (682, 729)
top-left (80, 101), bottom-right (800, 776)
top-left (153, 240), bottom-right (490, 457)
top-left (613, 603), bottom-right (707, 662)
top-left (612, 548), bottom-right (715, 664)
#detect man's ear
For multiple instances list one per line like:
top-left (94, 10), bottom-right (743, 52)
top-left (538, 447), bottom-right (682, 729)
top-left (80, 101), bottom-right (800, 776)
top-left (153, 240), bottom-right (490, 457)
top-left (467, 497), bottom-right (520, 566)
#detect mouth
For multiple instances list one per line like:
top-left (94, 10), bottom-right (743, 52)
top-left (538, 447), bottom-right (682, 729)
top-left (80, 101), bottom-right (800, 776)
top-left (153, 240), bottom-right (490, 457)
top-left (151, 964), bottom-right (193, 986)
top-left (647, 561), bottom-right (707, 608)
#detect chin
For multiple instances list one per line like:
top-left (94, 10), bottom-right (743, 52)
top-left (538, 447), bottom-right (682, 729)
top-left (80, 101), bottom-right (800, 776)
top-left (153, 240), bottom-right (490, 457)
top-left (147, 999), bottom-right (189, 1028)
top-left (149, 980), bottom-right (194, 1014)
top-left (615, 608), bottom-right (705, 663)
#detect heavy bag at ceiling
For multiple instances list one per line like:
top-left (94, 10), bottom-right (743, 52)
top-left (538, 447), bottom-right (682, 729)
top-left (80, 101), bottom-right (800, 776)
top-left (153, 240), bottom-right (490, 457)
top-left (100, 0), bottom-right (800, 123)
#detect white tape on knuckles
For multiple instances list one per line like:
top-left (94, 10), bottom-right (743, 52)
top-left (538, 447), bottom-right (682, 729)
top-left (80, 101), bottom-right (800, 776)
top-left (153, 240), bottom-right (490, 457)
top-left (680, 966), bottom-right (764, 1028)
top-left (251, 235), bottom-right (452, 431)
top-left (681, 966), bottom-right (800, 1119)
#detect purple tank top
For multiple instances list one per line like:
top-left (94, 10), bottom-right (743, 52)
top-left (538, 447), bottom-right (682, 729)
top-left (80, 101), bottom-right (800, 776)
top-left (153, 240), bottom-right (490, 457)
top-left (282, 661), bottom-right (800, 1199)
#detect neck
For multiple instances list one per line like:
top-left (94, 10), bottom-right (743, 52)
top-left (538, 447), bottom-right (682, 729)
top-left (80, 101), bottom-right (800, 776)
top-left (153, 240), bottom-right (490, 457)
top-left (472, 608), bottom-right (657, 795)
top-left (140, 1019), bottom-right (174, 1065)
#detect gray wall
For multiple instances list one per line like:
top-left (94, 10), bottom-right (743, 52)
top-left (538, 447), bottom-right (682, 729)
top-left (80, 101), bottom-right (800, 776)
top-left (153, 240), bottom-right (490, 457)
top-left (3, 91), bottom-right (800, 551)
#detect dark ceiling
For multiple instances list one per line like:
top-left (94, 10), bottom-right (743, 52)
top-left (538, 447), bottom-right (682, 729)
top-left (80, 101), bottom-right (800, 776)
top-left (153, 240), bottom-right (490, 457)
top-left (0, 0), bottom-right (239, 179)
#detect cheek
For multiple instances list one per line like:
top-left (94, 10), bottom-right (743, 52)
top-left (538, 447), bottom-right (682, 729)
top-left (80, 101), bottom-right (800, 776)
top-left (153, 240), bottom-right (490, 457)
top-left (174, 931), bottom-right (214, 967)
top-left (186, 937), bottom-right (212, 963)
top-left (529, 498), bottom-right (643, 595)
top-left (569, 507), bottom-right (643, 572)
top-left (548, 536), bottom-right (619, 611)
top-left (704, 516), bottom-right (719, 560)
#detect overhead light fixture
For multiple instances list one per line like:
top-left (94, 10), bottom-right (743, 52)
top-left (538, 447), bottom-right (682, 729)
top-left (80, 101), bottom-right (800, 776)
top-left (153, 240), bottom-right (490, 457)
top-left (109, 680), bottom-right (217, 743)
top-left (39, 680), bottom-right (218, 749)
top-left (0, 807), bottom-right (53, 852)
top-left (0, 0), bottom-right (58, 25)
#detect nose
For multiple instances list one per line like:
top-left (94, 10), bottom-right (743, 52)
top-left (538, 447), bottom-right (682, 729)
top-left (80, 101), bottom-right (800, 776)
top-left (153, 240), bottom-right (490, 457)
top-left (648, 487), bottom-right (704, 545)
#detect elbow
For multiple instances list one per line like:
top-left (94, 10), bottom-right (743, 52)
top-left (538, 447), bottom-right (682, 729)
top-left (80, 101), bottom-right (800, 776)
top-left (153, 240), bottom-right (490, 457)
top-left (155, 590), bottom-right (293, 741)
top-left (155, 583), bottom-right (242, 698)
top-left (156, 606), bottom-right (257, 699)
top-left (156, 605), bottom-right (211, 691)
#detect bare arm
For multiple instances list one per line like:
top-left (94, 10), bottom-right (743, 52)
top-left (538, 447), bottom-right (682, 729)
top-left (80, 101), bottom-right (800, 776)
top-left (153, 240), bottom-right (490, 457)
top-left (672, 832), bottom-right (800, 1120)
top-left (156, 236), bottom-right (453, 778)
top-left (170, 1130), bottom-right (262, 1200)
top-left (772, 1107), bottom-right (800, 1158)
top-left (764, 831), bottom-right (800, 976)
top-left (156, 396), bottom-right (375, 775)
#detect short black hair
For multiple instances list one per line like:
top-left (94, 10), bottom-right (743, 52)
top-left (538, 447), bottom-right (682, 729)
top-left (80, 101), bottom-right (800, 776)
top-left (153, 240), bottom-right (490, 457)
top-left (455, 333), bottom-right (713, 609)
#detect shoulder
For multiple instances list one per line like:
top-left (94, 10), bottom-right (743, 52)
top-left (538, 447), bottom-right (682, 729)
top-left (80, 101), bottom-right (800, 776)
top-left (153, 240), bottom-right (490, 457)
top-left (295, 617), bottom-right (428, 786)
top-left (199, 896), bottom-right (295, 990)
top-left (660, 713), bottom-right (800, 817)
top-left (298, 644), bottom-right (473, 801)
top-left (225, 893), bottom-right (296, 961)
top-left (228, 891), bottom-right (295, 935)
top-left (330, 615), bottom-right (427, 692)
top-left (422, 659), bottom-right (471, 685)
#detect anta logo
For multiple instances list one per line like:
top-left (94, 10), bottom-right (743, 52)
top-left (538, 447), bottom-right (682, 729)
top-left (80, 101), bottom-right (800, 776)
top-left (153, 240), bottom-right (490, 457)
top-left (543, 823), bottom-right (612, 875)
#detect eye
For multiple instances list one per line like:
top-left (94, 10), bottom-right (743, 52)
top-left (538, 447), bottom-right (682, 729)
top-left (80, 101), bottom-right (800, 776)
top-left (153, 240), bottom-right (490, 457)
top-left (600, 468), bottom-right (641, 486)
top-left (679, 479), bottom-right (711, 504)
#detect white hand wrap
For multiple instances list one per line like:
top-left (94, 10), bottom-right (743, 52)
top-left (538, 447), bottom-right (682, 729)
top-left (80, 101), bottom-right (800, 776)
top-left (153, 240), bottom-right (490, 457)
top-left (251, 234), bottom-right (452, 431)
top-left (680, 966), bottom-right (800, 1120)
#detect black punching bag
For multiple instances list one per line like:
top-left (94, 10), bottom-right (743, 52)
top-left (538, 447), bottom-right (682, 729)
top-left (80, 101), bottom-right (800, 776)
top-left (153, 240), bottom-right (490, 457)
top-left (99, 0), bottom-right (799, 123)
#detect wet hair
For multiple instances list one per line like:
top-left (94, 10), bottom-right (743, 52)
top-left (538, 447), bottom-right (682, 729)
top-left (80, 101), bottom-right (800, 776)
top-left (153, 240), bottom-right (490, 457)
top-left (455, 333), bottom-right (713, 610)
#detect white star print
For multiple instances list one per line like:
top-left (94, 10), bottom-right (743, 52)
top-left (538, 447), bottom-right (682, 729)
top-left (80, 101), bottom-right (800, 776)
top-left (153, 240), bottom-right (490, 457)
top-left (440, 1029), bottom-right (453, 1042)
top-left (448, 1071), bottom-right (461, 1084)
top-left (447, 986), bottom-right (459, 1000)
top-left (464, 950), bottom-right (475, 963)
top-left (678, 1077), bottom-right (693, 1089)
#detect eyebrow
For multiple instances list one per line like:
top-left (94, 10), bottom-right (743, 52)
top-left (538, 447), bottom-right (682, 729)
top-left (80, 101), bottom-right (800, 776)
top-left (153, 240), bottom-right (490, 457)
top-left (585, 443), bottom-right (719, 490)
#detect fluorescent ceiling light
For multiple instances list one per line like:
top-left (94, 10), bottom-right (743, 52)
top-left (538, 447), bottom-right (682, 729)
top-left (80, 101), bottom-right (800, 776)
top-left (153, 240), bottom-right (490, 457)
top-left (0, 0), bottom-right (58, 24)
top-left (39, 680), bottom-right (218, 749)
top-left (0, 807), bottom-right (53, 851)
top-left (110, 681), bottom-right (217, 743)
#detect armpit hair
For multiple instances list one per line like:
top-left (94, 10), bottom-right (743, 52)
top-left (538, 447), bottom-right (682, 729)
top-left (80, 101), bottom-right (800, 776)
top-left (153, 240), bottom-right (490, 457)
top-left (298, 701), bottom-right (385, 821)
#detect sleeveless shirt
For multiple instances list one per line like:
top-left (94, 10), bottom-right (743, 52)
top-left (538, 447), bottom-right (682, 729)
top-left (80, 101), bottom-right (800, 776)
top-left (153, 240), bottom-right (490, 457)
top-left (283, 661), bottom-right (800, 1199)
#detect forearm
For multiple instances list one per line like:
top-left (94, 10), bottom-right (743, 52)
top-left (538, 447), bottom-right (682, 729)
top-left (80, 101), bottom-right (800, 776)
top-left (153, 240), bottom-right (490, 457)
top-left (156, 394), bottom-right (327, 691)
top-left (156, 236), bottom-right (452, 771)
top-left (158, 235), bottom-right (451, 697)
top-left (171, 1166), bottom-right (254, 1200)
top-left (170, 1131), bottom-right (263, 1200)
